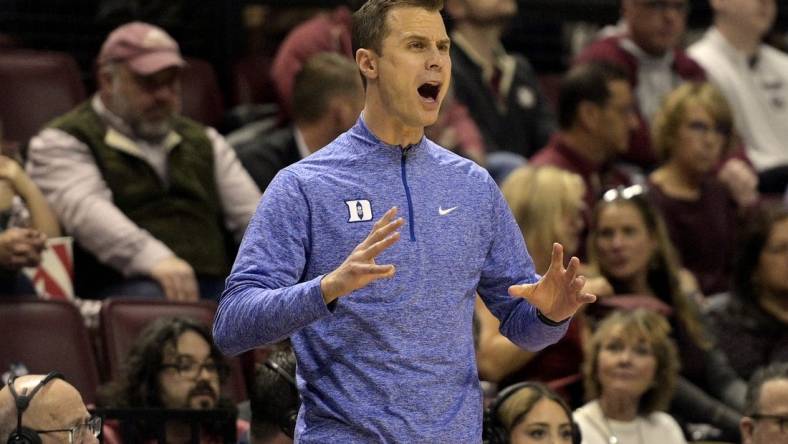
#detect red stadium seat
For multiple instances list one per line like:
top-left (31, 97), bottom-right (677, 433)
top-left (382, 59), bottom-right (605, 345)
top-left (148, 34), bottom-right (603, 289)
top-left (0, 298), bottom-right (100, 405)
top-left (99, 298), bottom-right (248, 402)
top-left (0, 50), bottom-right (86, 148)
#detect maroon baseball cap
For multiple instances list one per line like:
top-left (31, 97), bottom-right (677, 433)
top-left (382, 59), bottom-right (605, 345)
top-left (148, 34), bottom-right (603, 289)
top-left (98, 22), bottom-right (185, 75)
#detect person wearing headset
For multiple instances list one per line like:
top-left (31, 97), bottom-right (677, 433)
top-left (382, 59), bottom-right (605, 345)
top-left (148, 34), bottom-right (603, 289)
top-left (248, 350), bottom-right (299, 444)
top-left (483, 381), bottom-right (580, 444)
top-left (0, 372), bottom-right (101, 444)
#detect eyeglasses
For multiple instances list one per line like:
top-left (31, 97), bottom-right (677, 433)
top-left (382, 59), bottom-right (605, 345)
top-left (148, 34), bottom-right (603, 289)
top-left (602, 184), bottom-right (647, 202)
top-left (35, 415), bottom-right (102, 444)
top-left (637, 0), bottom-right (688, 13)
top-left (685, 120), bottom-right (729, 138)
top-left (161, 359), bottom-right (224, 380)
top-left (751, 413), bottom-right (788, 433)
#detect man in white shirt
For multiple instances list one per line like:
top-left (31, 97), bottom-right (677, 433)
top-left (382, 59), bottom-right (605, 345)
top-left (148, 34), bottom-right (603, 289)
top-left (688, 0), bottom-right (788, 194)
top-left (27, 22), bottom-right (261, 300)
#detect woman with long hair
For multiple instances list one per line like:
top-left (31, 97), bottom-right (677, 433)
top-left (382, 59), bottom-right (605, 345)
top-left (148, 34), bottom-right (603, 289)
top-left (585, 189), bottom-right (745, 440)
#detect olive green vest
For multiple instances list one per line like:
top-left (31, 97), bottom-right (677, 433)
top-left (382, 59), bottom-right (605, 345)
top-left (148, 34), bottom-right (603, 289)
top-left (50, 102), bottom-right (230, 287)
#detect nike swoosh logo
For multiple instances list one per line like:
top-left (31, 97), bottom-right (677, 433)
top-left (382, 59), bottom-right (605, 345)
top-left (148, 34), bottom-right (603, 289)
top-left (439, 206), bottom-right (458, 216)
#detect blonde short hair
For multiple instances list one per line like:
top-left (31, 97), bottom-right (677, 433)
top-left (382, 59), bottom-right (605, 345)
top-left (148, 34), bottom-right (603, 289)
top-left (583, 309), bottom-right (680, 415)
top-left (652, 82), bottom-right (734, 162)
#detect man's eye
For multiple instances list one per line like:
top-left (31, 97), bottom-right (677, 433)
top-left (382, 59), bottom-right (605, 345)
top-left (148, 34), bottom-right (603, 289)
top-left (409, 42), bottom-right (424, 49)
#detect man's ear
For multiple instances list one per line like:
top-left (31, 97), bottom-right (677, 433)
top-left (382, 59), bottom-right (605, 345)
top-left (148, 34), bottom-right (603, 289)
top-left (356, 48), bottom-right (378, 81)
top-left (740, 417), bottom-right (755, 444)
top-left (577, 101), bottom-right (600, 131)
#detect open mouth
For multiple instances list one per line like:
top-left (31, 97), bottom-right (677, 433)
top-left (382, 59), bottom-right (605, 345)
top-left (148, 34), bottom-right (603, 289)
top-left (417, 82), bottom-right (441, 102)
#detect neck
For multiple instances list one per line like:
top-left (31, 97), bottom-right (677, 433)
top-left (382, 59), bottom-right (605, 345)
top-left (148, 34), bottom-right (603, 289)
top-left (454, 24), bottom-right (502, 65)
top-left (599, 394), bottom-right (639, 421)
top-left (715, 21), bottom-right (761, 57)
top-left (361, 104), bottom-right (423, 147)
top-left (562, 130), bottom-right (607, 165)
top-left (651, 162), bottom-right (702, 195)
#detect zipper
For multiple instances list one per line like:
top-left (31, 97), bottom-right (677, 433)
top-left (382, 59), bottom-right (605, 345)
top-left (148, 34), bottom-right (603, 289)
top-left (400, 146), bottom-right (416, 241)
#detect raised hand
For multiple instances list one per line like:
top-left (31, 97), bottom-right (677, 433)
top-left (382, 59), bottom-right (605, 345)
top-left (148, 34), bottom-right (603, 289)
top-left (508, 243), bottom-right (596, 323)
top-left (320, 207), bottom-right (404, 304)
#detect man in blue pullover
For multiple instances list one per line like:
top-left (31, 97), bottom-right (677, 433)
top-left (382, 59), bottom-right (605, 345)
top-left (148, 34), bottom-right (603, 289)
top-left (213, 1), bottom-right (596, 442)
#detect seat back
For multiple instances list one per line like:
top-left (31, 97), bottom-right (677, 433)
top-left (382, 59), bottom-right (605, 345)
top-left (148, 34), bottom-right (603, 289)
top-left (181, 57), bottom-right (224, 129)
top-left (0, 50), bottom-right (86, 147)
top-left (0, 298), bottom-right (100, 404)
top-left (99, 298), bottom-right (247, 402)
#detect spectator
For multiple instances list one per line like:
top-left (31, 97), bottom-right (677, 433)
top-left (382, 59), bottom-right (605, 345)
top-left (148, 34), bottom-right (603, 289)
top-left (704, 203), bottom-right (788, 380)
top-left (270, 3), bottom-right (359, 116)
top-left (0, 154), bottom-right (60, 295)
top-left (248, 350), bottom-right (298, 444)
top-left (688, 0), bottom-right (788, 195)
top-left (574, 309), bottom-right (686, 444)
top-left (27, 22), bottom-right (260, 301)
top-left (574, 0), bottom-right (704, 168)
top-left (483, 381), bottom-right (579, 444)
top-left (649, 82), bottom-right (751, 295)
top-left (98, 316), bottom-right (244, 443)
top-left (234, 52), bottom-right (364, 192)
top-left (586, 188), bottom-right (745, 440)
top-left (740, 362), bottom-right (788, 444)
top-left (445, 0), bottom-right (556, 173)
top-left (0, 372), bottom-right (101, 443)
top-left (476, 166), bottom-right (586, 392)
top-left (530, 62), bottom-right (640, 215)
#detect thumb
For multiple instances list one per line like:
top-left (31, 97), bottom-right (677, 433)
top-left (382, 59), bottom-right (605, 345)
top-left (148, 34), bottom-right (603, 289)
top-left (508, 282), bottom-right (536, 300)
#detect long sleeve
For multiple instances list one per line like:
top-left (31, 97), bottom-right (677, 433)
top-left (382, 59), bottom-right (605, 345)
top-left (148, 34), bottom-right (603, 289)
top-left (207, 128), bottom-right (261, 242)
top-left (476, 179), bottom-right (569, 351)
top-left (213, 170), bottom-right (331, 355)
top-left (26, 128), bottom-right (173, 276)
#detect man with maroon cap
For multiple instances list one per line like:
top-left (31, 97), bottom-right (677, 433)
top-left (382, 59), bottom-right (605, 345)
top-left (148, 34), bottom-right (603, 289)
top-left (26, 22), bottom-right (260, 301)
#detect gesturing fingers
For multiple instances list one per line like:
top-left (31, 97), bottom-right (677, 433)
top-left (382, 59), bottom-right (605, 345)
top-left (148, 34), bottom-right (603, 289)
top-left (549, 242), bottom-right (565, 272)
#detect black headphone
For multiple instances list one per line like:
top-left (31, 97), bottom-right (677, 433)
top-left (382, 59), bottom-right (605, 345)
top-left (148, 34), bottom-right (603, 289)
top-left (482, 381), bottom-right (581, 444)
top-left (263, 359), bottom-right (299, 439)
top-left (6, 372), bottom-right (65, 444)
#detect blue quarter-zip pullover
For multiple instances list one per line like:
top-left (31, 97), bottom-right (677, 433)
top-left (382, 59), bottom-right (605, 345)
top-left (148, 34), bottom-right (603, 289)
top-left (213, 117), bottom-right (569, 443)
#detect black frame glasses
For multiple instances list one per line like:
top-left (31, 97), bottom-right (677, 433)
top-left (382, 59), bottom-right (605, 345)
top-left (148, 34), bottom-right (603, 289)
top-left (751, 413), bottom-right (788, 433)
top-left (161, 360), bottom-right (226, 380)
top-left (35, 415), bottom-right (102, 443)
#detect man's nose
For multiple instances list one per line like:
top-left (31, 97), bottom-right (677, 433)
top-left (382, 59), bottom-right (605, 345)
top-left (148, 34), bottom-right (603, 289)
top-left (426, 47), bottom-right (446, 71)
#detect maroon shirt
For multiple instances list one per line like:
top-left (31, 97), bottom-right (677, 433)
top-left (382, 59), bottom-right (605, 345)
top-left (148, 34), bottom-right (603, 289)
top-left (648, 178), bottom-right (739, 295)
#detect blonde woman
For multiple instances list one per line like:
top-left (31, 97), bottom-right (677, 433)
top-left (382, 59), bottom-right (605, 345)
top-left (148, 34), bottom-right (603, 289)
top-left (649, 82), bottom-right (751, 295)
top-left (475, 165), bottom-right (586, 387)
top-left (575, 309), bottom-right (685, 444)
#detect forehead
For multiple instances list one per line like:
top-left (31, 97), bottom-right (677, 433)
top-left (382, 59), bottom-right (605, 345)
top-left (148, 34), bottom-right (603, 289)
top-left (383, 6), bottom-right (448, 42)
top-left (607, 80), bottom-right (632, 103)
top-left (599, 202), bottom-right (646, 226)
top-left (758, 379), bottom-right (788, 412)
top-left (603, 325), bottom-right (650, 344)
top-left (524, 398), bottom-right (570, 423)
top-left (164, 329), bottom-right (211, 358)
